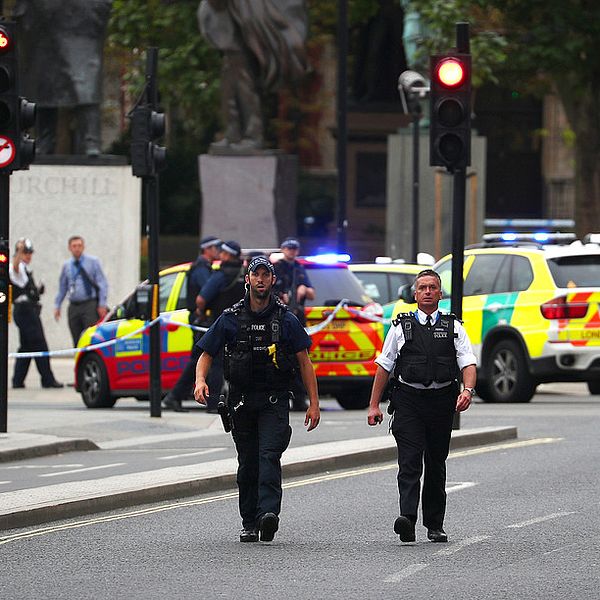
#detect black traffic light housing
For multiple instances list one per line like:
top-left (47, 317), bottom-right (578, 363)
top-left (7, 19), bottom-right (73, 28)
top-left (0, 22), bottom-right (35, 173)
top-left (130, 105), bottom-right (166, 178)
top-left (429, 53), bottom-right (471, 171)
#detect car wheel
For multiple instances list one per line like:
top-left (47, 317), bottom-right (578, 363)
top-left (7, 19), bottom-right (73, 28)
top-left (78, 353), bottom-right (116, 408)
top-left (587, 381), bottom-right (600, 395)
top-left (481, 339), bottom-right (536, 403)
top-left (335, 387), bottom-right (370, 410)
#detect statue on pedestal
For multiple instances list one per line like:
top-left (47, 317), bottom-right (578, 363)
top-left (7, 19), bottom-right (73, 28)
top-left (14, 0), bottom-right (112, 156)
top-left (197, 0), bottom-right (308, 154)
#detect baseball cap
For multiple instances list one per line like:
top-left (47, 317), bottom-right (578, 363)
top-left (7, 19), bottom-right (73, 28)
top-left (247, 256), bottom-right (275, 275)
top-left (221, 240), bottom-right (241, 258)
top-left (200, 235), bottom-right (221, 249)
top-left (280, 237), bottom-right (300, 249)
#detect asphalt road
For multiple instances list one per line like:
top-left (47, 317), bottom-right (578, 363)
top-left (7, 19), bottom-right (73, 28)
top-left (1, 387), bottom-right (599, 599)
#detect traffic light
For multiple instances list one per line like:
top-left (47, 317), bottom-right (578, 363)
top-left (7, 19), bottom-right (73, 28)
top-left (429, 53), bottom-right (471, 171)
top-left (130, 105), bottom-right (166, 177)
top-left (0, 22), bottom-right (35, 173)
top-left (0, 239), bottom-right (9, 319)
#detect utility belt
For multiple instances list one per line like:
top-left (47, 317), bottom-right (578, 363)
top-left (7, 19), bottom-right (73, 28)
top-left (217, 389), bottom-right (292, 433)
top-left (387, 380), bottom-right (456, 414)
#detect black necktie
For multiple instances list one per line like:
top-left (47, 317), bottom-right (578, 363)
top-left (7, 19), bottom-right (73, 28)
top-left (426, 315), bottom-right (432, 328)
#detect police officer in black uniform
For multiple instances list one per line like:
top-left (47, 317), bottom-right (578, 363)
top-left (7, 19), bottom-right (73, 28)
top-left (194, 256), bottom-right (320, 543)
top-left (194, 240), bottom-right (246, 412)
top-left (163, 235), bottom-right (221, 412)
top-left (367, 269), bottom-right (476, 543)
top-left (9, 238), bottom-right (63, 389)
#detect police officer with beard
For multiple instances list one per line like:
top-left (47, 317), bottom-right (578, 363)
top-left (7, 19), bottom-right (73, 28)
top-left (9, 238), bottom-right (63, 389)
top-left (367, 269), bottom-right (476, 544)
top-left (194, 256), bottom-right (320, 543)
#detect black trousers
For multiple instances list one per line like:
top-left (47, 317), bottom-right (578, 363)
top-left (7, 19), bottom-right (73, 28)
top-left (67, 299), bottom-right (98, 347)
top-left (231, 392), bottom-right (292, 529)
top-left (12, 303), bottom-right (56, 387)
top-left (390, 382), bottom-right (457, 530)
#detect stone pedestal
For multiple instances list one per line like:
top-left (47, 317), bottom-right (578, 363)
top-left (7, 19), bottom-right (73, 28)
top-left (198, 154), bottom-right (297, 248)
top-left (386, 132), bottom-right (487, 261)
top-left (9, 161), bottom-right (141, 354)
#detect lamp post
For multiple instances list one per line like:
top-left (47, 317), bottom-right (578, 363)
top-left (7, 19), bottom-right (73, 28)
top-left (398, 71), bottom-right (429, 263)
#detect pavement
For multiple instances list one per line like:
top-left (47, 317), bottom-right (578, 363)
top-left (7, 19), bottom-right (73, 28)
top-left (1, 358), bottom-right (519, 531)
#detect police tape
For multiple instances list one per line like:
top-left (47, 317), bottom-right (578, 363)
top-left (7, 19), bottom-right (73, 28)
top-left (8, 302), bottom-right (390, 359)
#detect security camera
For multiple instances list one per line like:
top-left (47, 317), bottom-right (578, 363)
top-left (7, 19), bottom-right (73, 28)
top-left (397, 70), bottom-right (429, 115)
top-left (398, 70), bottom-right (427, 93)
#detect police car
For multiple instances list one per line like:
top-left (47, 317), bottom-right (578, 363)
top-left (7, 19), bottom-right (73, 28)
top-left (392, 233), bottom-right (600, 403)
top-left (75, 255), bottom-right (383, 410)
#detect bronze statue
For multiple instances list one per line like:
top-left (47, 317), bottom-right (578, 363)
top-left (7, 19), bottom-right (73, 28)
top-left (198, 0), bottom-right (308, 153)
top-left (14, 0), bottom-right (112, 156)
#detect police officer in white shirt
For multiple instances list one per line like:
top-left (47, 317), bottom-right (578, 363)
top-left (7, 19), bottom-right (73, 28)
top-left (367, 269), bottom-right (476, 544)
top-left (9, 238), bottom-right (63, 389)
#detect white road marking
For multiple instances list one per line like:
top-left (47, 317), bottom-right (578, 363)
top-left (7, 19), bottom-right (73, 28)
top-left (446, 481), bottom-right (477, 494)
top-left (0, 481), bottom-right (10, 485)
top-left (3, 464), bottom-right (84, 470)
top-left (1, 437), bottom-right (560, 546)
top-left (384, 563), bottom-right (429, 582)
top-left (507, 512), bottom-right (577, 529)
top-left (39, 463), bottom-right (127, 478)
top-left (157, 448), bottom-right (225, 461)
top-left (434, 535), bottom-right (490, 556)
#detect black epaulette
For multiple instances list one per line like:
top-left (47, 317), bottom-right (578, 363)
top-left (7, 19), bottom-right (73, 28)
top-left (391, 312), bottom-right (412, 328)
top-left (223, 299), bottom-right (244, 315)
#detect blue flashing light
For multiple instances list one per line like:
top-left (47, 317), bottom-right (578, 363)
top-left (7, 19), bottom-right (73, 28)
top-left (304, 253), bottom-right (351, 265)
top-left (533, 232), bottom-right (549, 242)
top-left (501, 232), bottom-right (517, 241)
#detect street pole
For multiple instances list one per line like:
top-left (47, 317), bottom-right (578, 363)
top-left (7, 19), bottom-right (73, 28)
top-left (0, 174), bottom-right (8, 432)
top-left (145, 48), bottom-right (162, 418)
top-left (411, 112), bottom-right (420, 264)
top-left (336, 0), bottom-right (348, 253)
top-left (449, 22), bottom-right (470, 430)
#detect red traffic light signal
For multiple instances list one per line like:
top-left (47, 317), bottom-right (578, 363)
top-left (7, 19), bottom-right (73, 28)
top-left (435, 58), bottom-right (467, 88)
top-left (430, 53), bottom-right (471, 171)
top-left (0, 27), bottom-right (11, 54)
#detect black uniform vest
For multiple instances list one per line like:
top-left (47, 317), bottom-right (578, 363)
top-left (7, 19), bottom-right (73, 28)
top-left (224, 297), bottom-right (297, 393)
top-left (206, 261), bottom-right (245, 323)
top-left (393, 313), bottom-right (459, 386)
top-left (12, 270), bottom-right (40, 304)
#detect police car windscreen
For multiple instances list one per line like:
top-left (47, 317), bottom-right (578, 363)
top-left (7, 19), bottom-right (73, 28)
top-left (304, 267), bottom-right (368, 307)
top-left (547, 255), bottom-right (600, 288)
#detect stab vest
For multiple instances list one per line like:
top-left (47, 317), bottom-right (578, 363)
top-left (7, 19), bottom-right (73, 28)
top-left (224, 298), bottom-right (297, 393)
top-left (392, 312), bottom-right (459, 386)
top-left (12, 270), bottom-right (40, 304)
top-left (206, 261), bottom-right (245, 323)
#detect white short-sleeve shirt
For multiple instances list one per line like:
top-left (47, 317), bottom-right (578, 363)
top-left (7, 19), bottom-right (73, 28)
top-left (375, 308), bottom-right (477, 389)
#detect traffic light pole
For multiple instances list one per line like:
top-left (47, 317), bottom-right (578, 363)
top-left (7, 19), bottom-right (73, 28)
top-left (0, 173), bottom-right (8, 432)
top-left (336, 0), bottom-right (348, 253)
top-left (145, 48), bottom-right (162, 418)
top-left (411, 112), bottom-right (420, 264)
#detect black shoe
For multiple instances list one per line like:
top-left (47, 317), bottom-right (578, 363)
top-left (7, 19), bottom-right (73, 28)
top-left (42, 381), bottom-right (64, 388)
top-left (162, 395), bottom-right (189, 413)
top-left (394, 516), bottom-right (416, 542)
top-left (427, 528), bottom-right (448, 543)
top-left (258, 512), bottom-right (279, 542)
top-left (12, 383), bottom-right (25, 389)
top-left (239, 528), bottom-right (259, 543)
